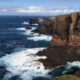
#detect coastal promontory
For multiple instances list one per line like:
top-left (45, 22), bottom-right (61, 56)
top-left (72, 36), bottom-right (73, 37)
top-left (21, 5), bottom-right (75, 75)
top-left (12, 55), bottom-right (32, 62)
top-left (30, 12), bottom-right (80, 79)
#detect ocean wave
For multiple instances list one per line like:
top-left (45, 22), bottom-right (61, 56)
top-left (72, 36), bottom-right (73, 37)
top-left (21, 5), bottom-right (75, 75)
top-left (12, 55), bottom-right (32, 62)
top-left (17, 27), bottom-right (52, 41)
top-left (16, 27), bottom-right (36, 35)
top-left (66, 61), bottom-right (80, 69)
top-left (22, 22), bottom-right (29, 25)
top-left (0, 48), bottom-right (50, 80)
top-left (28, 34), bottom-right (52, 41)
top-left (31, 24), bottom-right (38, 26)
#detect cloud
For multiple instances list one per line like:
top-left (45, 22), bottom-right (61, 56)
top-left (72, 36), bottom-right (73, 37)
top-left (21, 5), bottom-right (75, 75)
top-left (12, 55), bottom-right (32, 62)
top-left (0, 6), bottom-right (78, 15)
top-left (1, 9), bottom-right (8, 12)
top-left (17, 6), bottom-right (75, 14)
top-left (17, 6), bottom-right (44, 13)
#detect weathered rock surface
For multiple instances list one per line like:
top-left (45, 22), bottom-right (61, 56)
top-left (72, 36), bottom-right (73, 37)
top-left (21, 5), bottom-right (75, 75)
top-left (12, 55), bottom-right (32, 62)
top-left (23, 27), bottom-right (32, 30)
top-left (51, 12), bottom-right (80, 46)
top-left (33, 21), bottom-right (54, 35)
top-left (29, 18), bottom-right (39, 25)
top-left (34, 12), bottom-right (80, 79)
top-left (32, 17), bottom-right (54, 35)
top-left (37, 46), bottom-right (80, 69)
top-left (36, 12), bottom-right (80, 69)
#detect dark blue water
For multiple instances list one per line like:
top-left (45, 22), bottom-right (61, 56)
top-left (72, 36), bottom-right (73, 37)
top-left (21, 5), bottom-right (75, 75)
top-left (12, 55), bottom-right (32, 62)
top-left (0, 16), bottom-right (51, 80)
top-left (0, 16), bottom-right (79, 80)
top-left (0, 16), bottom-right (50, 57)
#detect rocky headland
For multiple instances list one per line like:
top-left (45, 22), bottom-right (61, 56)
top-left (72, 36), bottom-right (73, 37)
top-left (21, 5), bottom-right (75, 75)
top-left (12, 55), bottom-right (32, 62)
top-left (30, 12), bottom-right (80, 79)
top-left (30, 17), bottom-right (55, 35)
top-left (36, 12), bottom-right (80, 68)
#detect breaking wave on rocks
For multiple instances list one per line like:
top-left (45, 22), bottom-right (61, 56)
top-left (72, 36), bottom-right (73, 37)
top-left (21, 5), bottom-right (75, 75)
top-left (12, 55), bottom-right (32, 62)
top-left (22, 22), bottom-right (29, 25)
top-left (0, 48), bottom-right (50, 80)
top-left (28, 35), bottom-right (52, 41)
top-left (0, 26), bottom-right (52, 80)
top-left (17, 27), bottom-right (52, 41)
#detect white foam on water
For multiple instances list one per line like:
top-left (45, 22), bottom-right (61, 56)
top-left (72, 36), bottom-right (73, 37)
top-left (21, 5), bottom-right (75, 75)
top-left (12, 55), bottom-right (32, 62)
top-left (22, 22), bottom-right (29, 25)
top-left (28, 34), bottom-right (52, 41)
top-left (0, 48), bottom-right (50, 80)
top-left (17, 27), bottom-right (52, 41)
top-left (31, 24), bottom-right (38, 26)
top-left (3, 73), bottom-right (14, 80)
top-left (66, 61), bottom-right (80, 69)
top-left (17, 27), bottom-right (36, 35)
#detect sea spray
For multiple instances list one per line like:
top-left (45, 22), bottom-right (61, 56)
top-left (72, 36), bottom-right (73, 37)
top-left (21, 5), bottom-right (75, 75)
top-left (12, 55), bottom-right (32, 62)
top-left (17, 27), bottom-right (52, 41)
top-left (0, 48), bottom-right (50, 80)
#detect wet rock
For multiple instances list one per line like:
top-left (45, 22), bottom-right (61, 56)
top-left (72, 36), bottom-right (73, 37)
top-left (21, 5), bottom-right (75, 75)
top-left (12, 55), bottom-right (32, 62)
top-left (74, 70), bottom-right (80, 77)
top-left (37, 46), bottom-right (80, 69)
top-left (23, 27), bottom-right (32, 30)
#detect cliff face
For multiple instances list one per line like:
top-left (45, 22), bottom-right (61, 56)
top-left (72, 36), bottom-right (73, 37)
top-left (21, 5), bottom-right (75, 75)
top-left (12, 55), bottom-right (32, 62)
top-left (33, 12), bottom-right (80, 79)
top-left (35, 21), bottom-right (54, 35)
top-left (37, 12), bottom-right (80, 69)
top-left (32, 17), bottom-right (54, 35)
top-left (29, 18), bottom-right (39, 25)
top-left (51, 12), bottom-right (80, 46)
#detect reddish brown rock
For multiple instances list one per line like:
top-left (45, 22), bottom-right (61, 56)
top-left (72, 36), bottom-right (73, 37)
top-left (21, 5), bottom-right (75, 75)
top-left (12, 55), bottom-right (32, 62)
top-left (53, 15), bottom-right (71, 40)
top-left (36, 12), bottom-right (80, 70)
top-left (51, 35), bottom-right (67, 46)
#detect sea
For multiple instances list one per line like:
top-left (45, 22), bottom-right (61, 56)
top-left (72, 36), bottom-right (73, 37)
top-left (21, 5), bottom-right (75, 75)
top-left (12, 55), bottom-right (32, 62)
top-left (0, 16), bottom-right (80, 80)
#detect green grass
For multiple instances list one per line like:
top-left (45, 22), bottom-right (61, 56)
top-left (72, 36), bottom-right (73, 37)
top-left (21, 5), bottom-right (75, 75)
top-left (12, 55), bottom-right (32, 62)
top-left (59, 75), bottom-right (80, 80)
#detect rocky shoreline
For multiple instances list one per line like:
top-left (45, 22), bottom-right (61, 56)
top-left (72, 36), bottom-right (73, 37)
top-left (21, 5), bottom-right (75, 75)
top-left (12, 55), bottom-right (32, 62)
top-left (29, 12), bottom-right (80, 80)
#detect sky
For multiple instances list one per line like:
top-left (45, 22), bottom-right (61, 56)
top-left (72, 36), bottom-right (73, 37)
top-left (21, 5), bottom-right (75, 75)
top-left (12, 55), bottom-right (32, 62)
top-left (0, 0), bottom-right (80, 16)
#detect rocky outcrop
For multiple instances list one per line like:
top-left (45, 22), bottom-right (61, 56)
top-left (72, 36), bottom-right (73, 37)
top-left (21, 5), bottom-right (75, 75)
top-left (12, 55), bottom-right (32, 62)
top-left (37, 12), bottom-right (80, 69)
top-left (33, 20), bottom-right (54, 35)
top-left (29, 18), bottom-right (39, 25)
top-left (38, 46), bottom-right (80, 69)
top-left (32, 17), bottom-right (54, 35)
top-left (34, 12), bottom-right (80, 80)
top-left (24, 27), bottom-right (32, 30)
top-left (51, 12), bottom-right (80, 46)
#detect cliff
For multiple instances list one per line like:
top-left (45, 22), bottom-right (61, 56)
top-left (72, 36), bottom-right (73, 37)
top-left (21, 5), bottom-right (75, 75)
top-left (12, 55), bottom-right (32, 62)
top-left (51, 12), bottom-right (80, 46)
top-left (33, 12), bottom-right (80, 79)
top-left (36, 12), bottom-right (80, 69)
top-left (30, 17), bottom-right (55, 35)
top-left (29, 18), bottom-right (39, 25)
